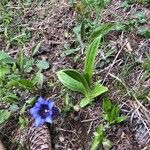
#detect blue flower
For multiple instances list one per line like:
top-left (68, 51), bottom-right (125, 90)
top-left (30, 96), bottom-right (59, 127)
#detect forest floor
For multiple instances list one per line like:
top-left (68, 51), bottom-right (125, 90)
top-left (0, 0), bottom-right (150, 150)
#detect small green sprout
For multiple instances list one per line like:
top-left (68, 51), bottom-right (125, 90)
top-left (91, 124), bottom-right (112, 150)
top-left (102, 99), bottom-right (127, 125)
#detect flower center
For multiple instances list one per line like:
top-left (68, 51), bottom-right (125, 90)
top-left (38, 104), bottom-right (50, 119)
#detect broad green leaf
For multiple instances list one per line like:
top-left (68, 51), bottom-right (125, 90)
top-left (91, 83), bottom-right (108, 98)
top-left (83, 37), bottom-right (100, 85)
top-left (80, 97), bottom-right (91, 108)
top-left (90, 23), bottom-right (114, 41)
top-left (0, 110), bottom-right (11, 125)
top-left (0, 51), bottom-right (15, 64)
top-left (57, 69), bottom-right (90, 95)
top-left (36, 60), bottom-right (50, 70)
top-left (63, 69), bottom-right (90, 95)
top-left (0, 51), bottom-right (10, 60)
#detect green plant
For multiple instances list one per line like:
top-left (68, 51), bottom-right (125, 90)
top-left (91, 124), bottom-right (112, 150)
top-left (102, 99), bottom-right (127, 125)
top-left (0, 50), bottom-right (49, 127)
top-left (57, 39), bottom-right (108, 108)
top-left (57, 24), bottom-right (115, 108)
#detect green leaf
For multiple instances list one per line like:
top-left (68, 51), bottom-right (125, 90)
top-left (36, 60), bottom-right (50, 70)
top-left (0, 64), bottom-right (10, 80)
top-left (57, 69), bottom-right (90, 95)
top-left (32, 42), bottom-right (41, 56)
top-left (108, 104), bottom-right (121, 124)
top-left (0, 51), bottom-right (15, 64)
top-left (3, 93), bottom-right (19, 103)
top-left (0, 110), bottom-right (11, 125)
top-left (26, 97), bottom-right (36, 105)
top-left (7, 79), bottom-right (34, 90)
top-left (80, 97), bottom-right (91, 108)
top-left (91, 83), bottom-right (108, 98)
top-left (83, 37), bottom-right (100, 85)
top-left (19, 116), bottom-right (27, 129)
top-left (32, 71), bottom-right (44, 89)
top-left (138, 28), bottom-right (150, 38)
top-left (91, 124), bottom-right (105, 150)
top-left (90, 23), bottom-right (114, 41)
top-left (102, 99), bottom-right (112, 113)
top-left (23, 58), bottom-right (34, 72)
top-left (117, 116), bottom-right (127, 123)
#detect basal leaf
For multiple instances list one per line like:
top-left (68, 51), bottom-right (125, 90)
top-left (83, 37), bottom-right (100, 85)
top-left (80, 97), bottom-right (91, 108)
top-left (57, 69), bottom-right (88, 94)
top-left (91, 83), bottom-right (108, 98)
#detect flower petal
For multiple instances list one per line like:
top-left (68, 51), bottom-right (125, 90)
top-left (45, 116), bottom-right (52, 123)
top-left (37, 96), bottom-right (45, 104)
top-left (34, 117), bottom-right (45, 127)
top-left (30, 107), bottom-right (39, 117)
top-left (48, 101), bottom-right (55, 109)
top-left (35, 102), bottom-right (41, 108)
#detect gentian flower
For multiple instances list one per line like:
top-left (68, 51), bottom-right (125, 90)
top-left (30, 96), bottom-right (59, 127)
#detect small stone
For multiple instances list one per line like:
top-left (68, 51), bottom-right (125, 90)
top-left (59, 136), bottom-right (65, 142)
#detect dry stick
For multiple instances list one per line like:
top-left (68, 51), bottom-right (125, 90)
top-left (131, 101), bottom-right (150, 143)
top-left (102, 40), bottom-right (128, 84)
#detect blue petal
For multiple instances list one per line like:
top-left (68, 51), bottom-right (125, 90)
top-left (30, 107), bottom-right (39, 117)
top-left (48, 101), bottom-right (54, 109)
top-left (34, 117), bottom-right (45, 127)
top-left (37, 96), bottom-right (45, 104)
top-left (45, 116), bottom-right (52, 123)
top-left (35, 102), bottom-right (41, 108)
top-left (44, 100), bottom-right (49, 105)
